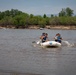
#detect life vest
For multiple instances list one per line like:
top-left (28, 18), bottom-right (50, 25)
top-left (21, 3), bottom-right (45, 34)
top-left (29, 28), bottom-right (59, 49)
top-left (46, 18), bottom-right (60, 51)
top-left (42, 36), bottom-right (47, 43)
top-left (55, 36), bottom-right (62, 43)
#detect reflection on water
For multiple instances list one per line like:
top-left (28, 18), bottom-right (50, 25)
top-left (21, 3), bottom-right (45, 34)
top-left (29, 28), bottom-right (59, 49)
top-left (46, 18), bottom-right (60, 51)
top-left (0, 29), bottom-right (76, 75)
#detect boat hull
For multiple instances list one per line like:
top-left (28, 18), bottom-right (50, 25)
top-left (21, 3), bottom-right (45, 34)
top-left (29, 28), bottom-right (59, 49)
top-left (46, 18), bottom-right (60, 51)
top-left (40, 41), bottom-right (61, 47)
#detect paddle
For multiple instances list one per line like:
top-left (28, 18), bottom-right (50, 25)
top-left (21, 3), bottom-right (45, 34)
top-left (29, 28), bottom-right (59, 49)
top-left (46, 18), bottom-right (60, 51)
top-left (36, 40), bottom-right (41, 44)
top-left (32, 40), bottom-right (41, 44)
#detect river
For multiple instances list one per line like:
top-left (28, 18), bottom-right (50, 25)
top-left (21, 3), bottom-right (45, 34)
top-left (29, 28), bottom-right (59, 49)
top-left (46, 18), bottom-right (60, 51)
top-left (0, 29), bottom-right (76, 75)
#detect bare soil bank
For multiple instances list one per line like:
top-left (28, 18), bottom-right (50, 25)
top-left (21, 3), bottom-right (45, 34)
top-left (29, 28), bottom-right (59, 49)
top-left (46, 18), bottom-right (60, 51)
top-left (0, 25), bottom-right (76, 30)
top-left (28, 25), bottom-right (76, 30)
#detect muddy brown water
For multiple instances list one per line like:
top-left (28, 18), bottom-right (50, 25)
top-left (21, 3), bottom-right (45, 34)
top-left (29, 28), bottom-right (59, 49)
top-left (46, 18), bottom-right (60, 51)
top-left (0, 29), bottom-right (76, 75)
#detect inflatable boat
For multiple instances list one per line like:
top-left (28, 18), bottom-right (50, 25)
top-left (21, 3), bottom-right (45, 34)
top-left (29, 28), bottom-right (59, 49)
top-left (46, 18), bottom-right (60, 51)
top-left (37, 40), bottom-right (61, 47)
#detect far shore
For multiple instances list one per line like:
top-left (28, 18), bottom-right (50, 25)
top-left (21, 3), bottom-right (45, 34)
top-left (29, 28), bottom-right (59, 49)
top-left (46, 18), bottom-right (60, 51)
top-left (0, 25), bottom-right (76, 30)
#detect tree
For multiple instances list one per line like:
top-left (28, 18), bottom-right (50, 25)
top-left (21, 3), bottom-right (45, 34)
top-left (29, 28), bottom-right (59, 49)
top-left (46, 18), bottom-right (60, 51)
top-left (30, 14), bottom-right (34, 18)
top-left (49, 17), bottom-right (60, 25)
top-left (59, 7), bottom-right (74, 17)
top-left (5, 10), bottom-right (10, 16)
top-left (51, 14), bottom-right (54, 17)
top-left (43, 14), bottom-right (46, 18)
top-left (66, 7), bottom-right (73, 16)
top-left (59, 8), bottom-right (66, 17)
top-left (38, 18), bottom-right (46, 28)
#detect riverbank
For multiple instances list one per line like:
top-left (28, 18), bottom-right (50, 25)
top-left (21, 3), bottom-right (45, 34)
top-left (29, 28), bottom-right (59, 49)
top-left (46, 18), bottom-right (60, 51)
top-left (46, 25), bottom-right (76, 30)
top-left (27, 25), bottom-right (76, 30)
top-left (0, 25), bottom-right (76, 30)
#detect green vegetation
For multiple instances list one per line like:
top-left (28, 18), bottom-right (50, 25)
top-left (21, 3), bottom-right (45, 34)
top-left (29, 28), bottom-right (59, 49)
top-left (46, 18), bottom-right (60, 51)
top-left (0, 7), bottom-right (76, 29)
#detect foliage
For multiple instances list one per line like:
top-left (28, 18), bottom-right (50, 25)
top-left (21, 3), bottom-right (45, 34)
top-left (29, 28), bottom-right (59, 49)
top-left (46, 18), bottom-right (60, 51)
top-left (59, 7), bottom-right (73, 17)
top-left (49, 17), bottom-right (60, 25)
top-left (43, 14), bottom-right (47, 18)
top-left (0, 8), bottom-right (76, 28)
